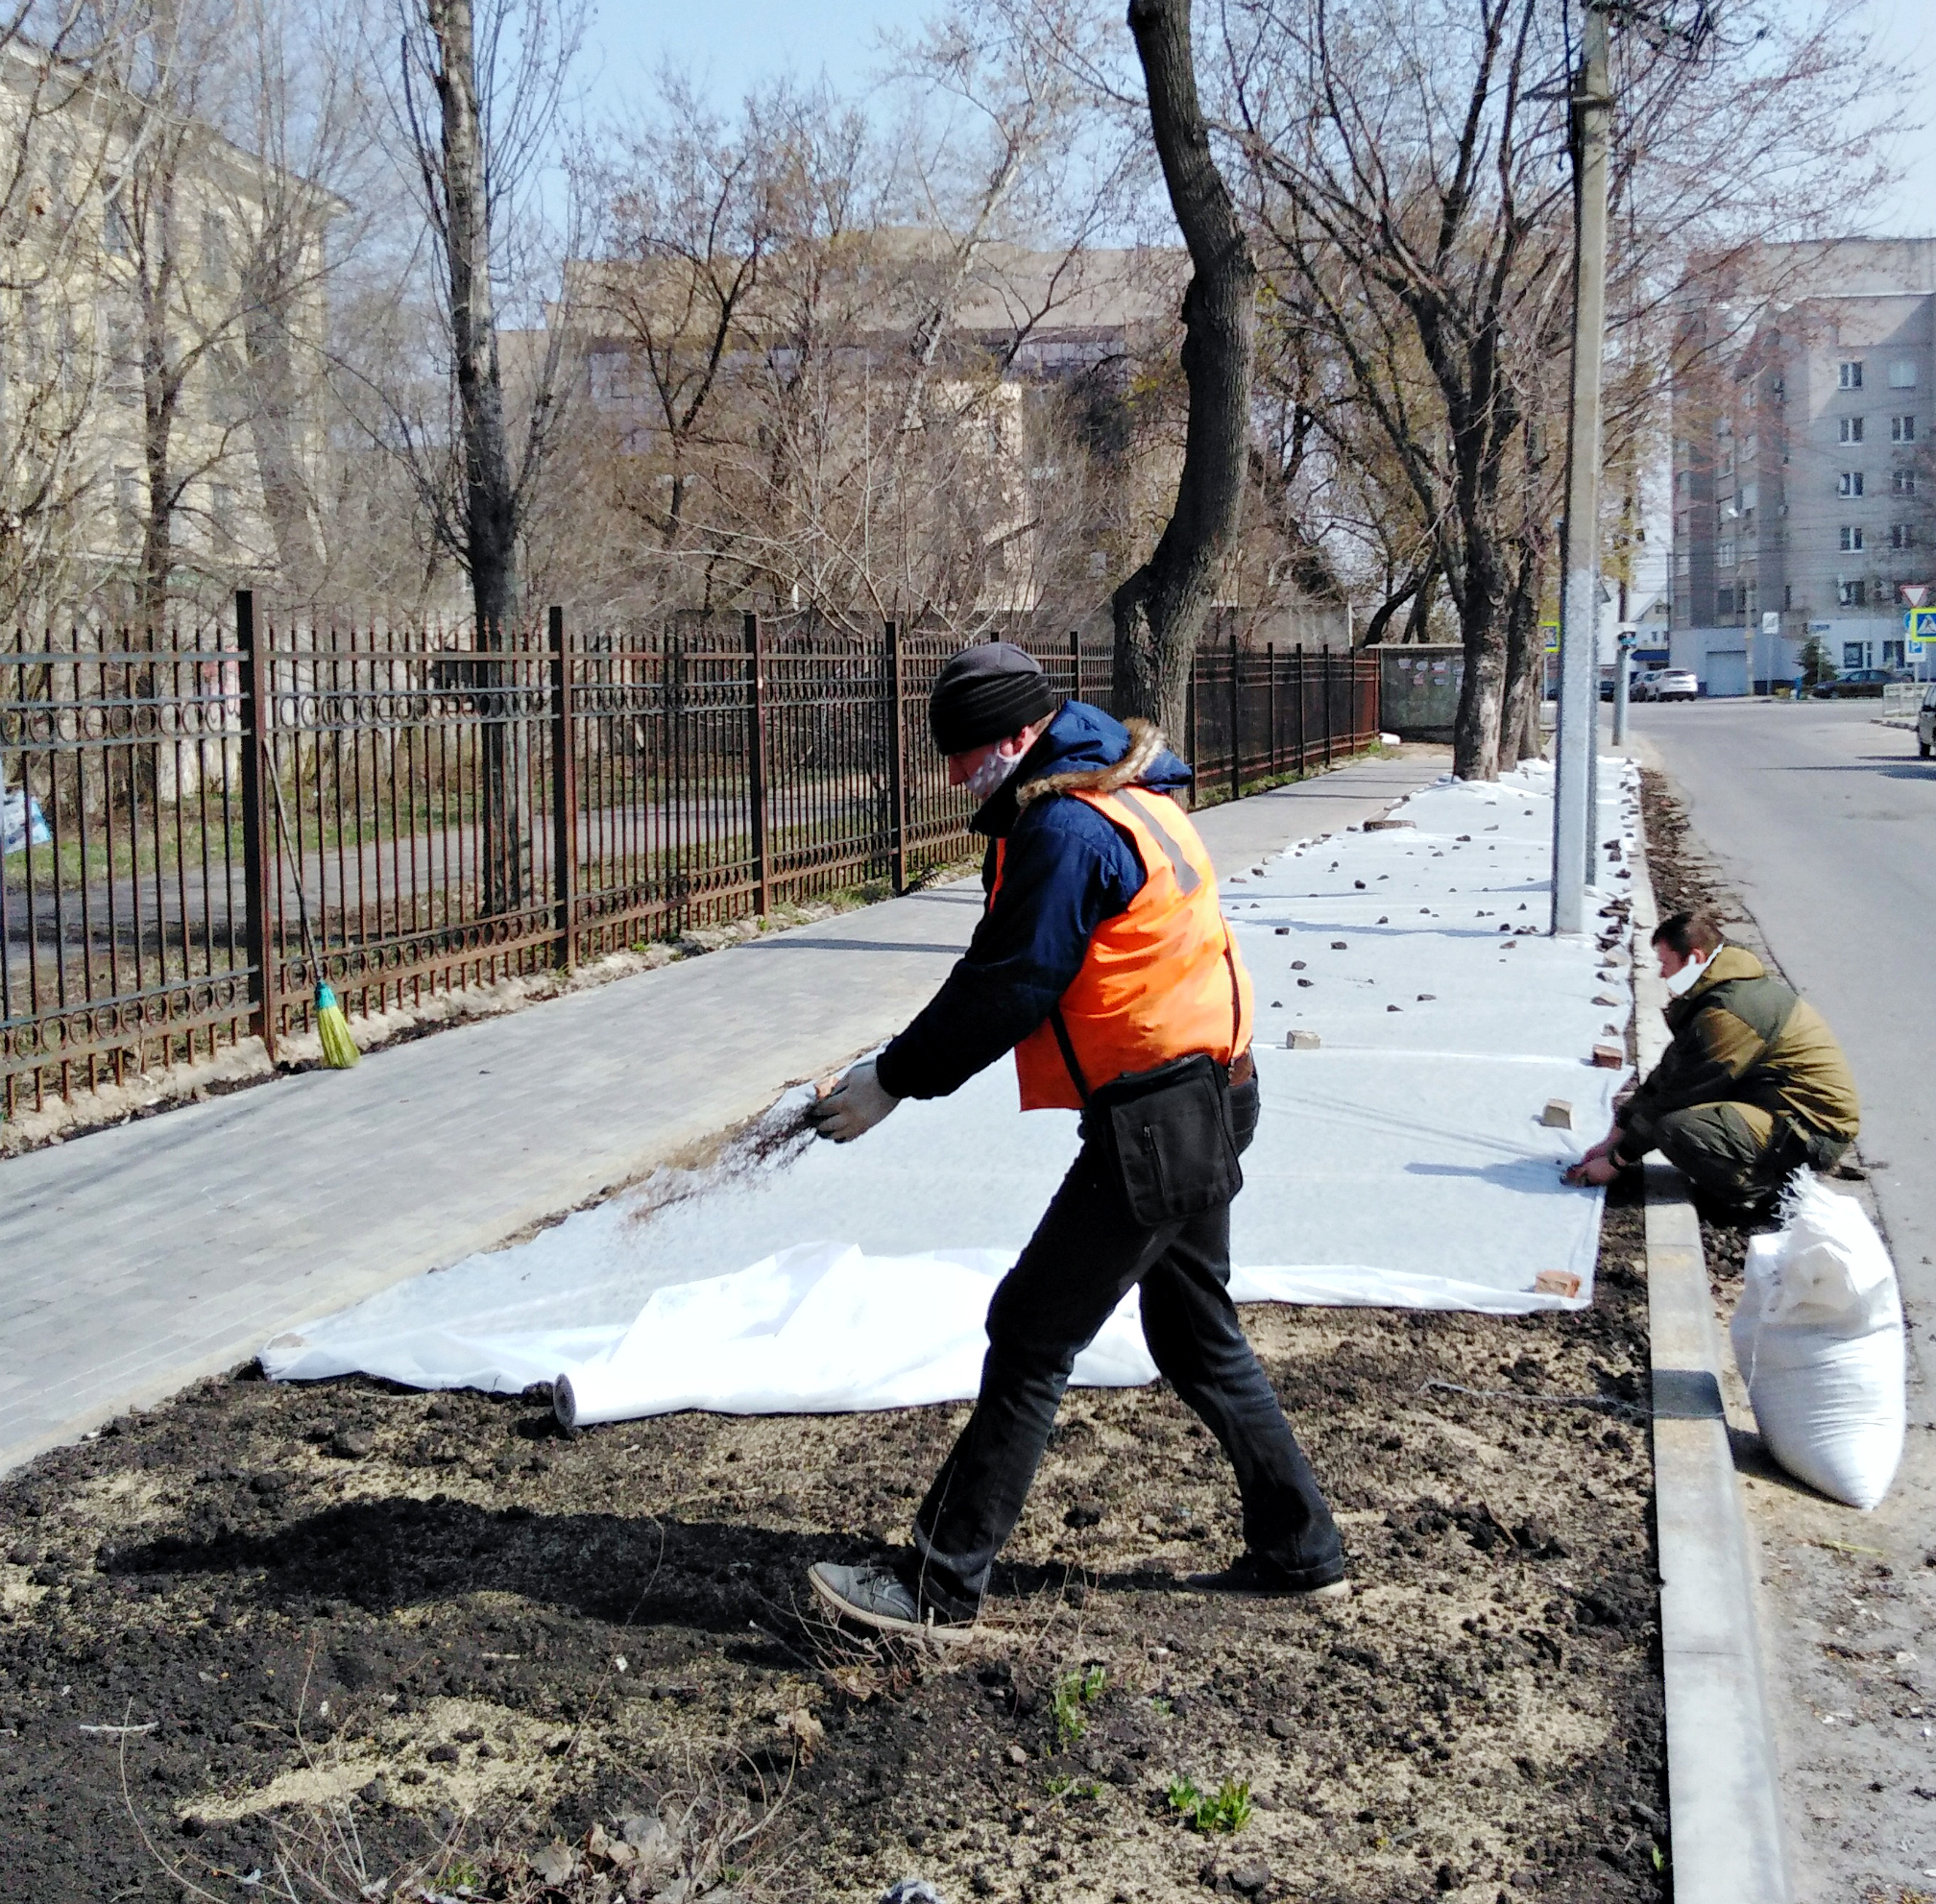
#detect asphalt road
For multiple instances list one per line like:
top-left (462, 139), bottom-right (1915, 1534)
top-left (1633, 696), bottom-right (1936, 1901)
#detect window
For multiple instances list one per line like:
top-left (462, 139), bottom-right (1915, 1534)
top-left (106, 316), bottom-right (137, 406)
top-left (1717, 588), bottom-right (1735, 615)
top-left (1717, 539), bottom-right (1736, 566)
top-left (1838, 470), bottom-right (1865, 496)
top-left (1675, 551), bottom-right (1690, 575)
top-left (101, 183), bottom-right (129, 256)
top-left (1840, 416), bottom-right (1865, 443)
top-left (1840, 361), bottom-right (1865, 390)
top-left (1893, 469), bottom-right (1917, 495)
top-left (1889, 359), bottom-right (1918, 388)
top-left (1838, 581), bottom-right (1867, 608)
top-left (1840, 525), bottom-right (1864, 551)
top-left (1892, 415), bottom-right (1916, 442)
top-left (1783, 584), bottom-right (1794, 610)
top-left (1844, 640), bottom-right (1867, 667)
top-left (1890, 522), bottom-right (1916, 550)
top-left (209, 482), bottom-right (234, 553)
top-left (1883, 639), bottom-right (1905, 667)
top-left (1742, 434), bottom-right (1758, 459)
top-left (200, 210), bottom-right (227, 288)
top-left (113, 465), bottom-right (137, 525)
top-left (1740, 482), bottom-right (1758, 511)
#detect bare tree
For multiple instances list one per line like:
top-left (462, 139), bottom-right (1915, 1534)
top-left (1110, 0), bottom-right (1256, 743)
top-left (393, 0), bottom-right (582, 912)
top-left (1222, 0), bottom-right (1901, 778)
top-left (0, 2), bottom-right (154, 615)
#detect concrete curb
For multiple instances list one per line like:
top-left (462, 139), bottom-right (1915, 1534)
top-left (1630, 826), bottom-right (1790, 1901)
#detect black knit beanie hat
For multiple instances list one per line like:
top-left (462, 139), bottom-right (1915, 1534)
top-left (928, 641), bottom-right (1060, 754)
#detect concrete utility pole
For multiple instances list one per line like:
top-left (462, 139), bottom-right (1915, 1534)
top-left (1551, 1), bottom-right (1610, 937)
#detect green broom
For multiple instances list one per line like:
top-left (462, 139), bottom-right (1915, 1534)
top-left (268, 774), bottom-right (360, 1070)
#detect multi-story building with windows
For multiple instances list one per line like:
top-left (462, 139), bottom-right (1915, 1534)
top-left (1671, 239), bottom-right (1936, 689)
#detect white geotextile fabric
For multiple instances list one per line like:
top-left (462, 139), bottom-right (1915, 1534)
top-left (263, 758), bottom-right (1639, 1421)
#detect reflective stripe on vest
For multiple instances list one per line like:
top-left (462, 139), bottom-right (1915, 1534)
top-left (993, 784), bottom-right (1255, 1112)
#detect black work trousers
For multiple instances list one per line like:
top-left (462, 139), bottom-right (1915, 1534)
top-left (908, 1074), bottom-right (1343, 1618)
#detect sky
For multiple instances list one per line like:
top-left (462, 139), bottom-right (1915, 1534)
top-left (577, 0), bottom-right (1936, 238)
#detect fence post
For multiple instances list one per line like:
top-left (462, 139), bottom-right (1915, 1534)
top-left (1187, 655), bottom-right (1198, 775)
top-left (886, 619), bottom-right (908, 895)
top-left (548, 606), bottom-right (576, 970)
top-left (1227, 628), bottom-right (1243, 802)
top-left (235, 590), bottom-right (278, 1065)
top-left (1322, 645), bottom-right (1335, 767)
top-left (1267, 641), bottom-right (1277, 776)
top-left (1069, 628), bottom-right (1081, 702)
top-left (1294, 642), bottom-right (1307, 771)
top-left (745, 613), bottom-right (770, 915)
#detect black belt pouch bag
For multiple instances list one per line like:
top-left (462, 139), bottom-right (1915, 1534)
top-left (1089, 1051), bottom-right (1243, 1225)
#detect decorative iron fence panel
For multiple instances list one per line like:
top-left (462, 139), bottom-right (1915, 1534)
top-left (3, 597), bottom-right (1379, 1116)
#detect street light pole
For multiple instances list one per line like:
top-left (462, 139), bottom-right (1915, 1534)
top-left (1551, 1), bottom-right (1610, 937)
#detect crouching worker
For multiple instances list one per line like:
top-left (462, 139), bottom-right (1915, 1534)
top-left (1565, 907), bottom-right (1859, 1218)
top-left (804, 642), bottom-right (1345, 1639)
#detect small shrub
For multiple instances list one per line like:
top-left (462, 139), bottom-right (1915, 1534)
top-left (1167, 1774), bottom-right (1253, 1834)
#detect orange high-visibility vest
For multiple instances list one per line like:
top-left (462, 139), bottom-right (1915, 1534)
top-left (994, 785), bottom-right (1254, 1111)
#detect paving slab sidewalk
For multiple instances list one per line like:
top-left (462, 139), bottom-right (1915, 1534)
top-left (0, 753), bottom-right (1444, 1477)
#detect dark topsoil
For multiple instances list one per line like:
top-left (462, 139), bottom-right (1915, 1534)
top-left (0, 1220), bottom-right (1665, 1904)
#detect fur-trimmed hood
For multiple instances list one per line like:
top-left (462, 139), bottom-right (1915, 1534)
top-left (971, 699), bottom-right (1193, 835)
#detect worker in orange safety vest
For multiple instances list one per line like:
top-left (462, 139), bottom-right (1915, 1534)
top-left (805, 641), bottom-right (1345, 1637)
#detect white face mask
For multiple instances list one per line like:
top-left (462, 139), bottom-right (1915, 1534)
top-left (1664, 950), bottom-right (1710, 998)
top-left (966, 746), bottom-right (1024, 804)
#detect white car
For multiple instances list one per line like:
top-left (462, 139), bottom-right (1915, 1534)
top-left (1635, 668), bottom-right (1700, 703)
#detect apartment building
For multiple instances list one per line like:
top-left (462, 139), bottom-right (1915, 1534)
top-left (1671, 239), bottom-right (1936, 689)
top-left (0, 37), bottom-right (336, 610)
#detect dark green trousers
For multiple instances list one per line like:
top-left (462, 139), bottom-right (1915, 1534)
top-left (1651, 1101), bottom-right (1846, 1214)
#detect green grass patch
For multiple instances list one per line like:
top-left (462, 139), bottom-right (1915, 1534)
top-left (1166, 1775), bottom-right (1253, 1834)
top-left (1051, 1663), bottom-right (1107, 1749)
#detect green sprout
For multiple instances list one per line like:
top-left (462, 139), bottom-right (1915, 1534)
top-left (1051, 1663), bottom-right (1108, 1749)
top-left (1166, 1775), bottom-right (1253, 1834)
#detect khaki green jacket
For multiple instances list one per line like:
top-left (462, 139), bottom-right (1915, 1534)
top-left (1619, 944), bottom-right (1859, 1162)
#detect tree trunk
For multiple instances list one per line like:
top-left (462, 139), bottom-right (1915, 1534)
top-left (1449, 529), bottom-right (1509, 780)
top-left (427, 0), bottom-right (528, 916)
top-left (243, 258), bottom-right (327, 599)
top-left (1498, 544), bottom-right (1544, 772)
top-left (1111, 0), bottom-right (1256, 754)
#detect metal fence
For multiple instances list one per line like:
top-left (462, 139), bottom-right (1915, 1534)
top-left (2, 596), bottom-right (1379, 1117)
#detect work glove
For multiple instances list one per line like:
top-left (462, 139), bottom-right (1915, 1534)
top-left (810, 1058), bottom-right (901, 1144)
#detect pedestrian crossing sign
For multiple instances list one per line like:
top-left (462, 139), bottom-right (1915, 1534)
top-left (1907, 606), bottom-right (1936, 648)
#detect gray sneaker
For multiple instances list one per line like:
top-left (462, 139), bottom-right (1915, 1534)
top-left (808, 1562), bottom-right (975, 1642)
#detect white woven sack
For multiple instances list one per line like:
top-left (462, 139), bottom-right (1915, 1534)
top-left (1729, 1172), bottom-right (1904, 1510)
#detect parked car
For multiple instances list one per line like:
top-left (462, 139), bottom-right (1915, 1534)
top-left (1811, 667), bottom-right (1900, 699)
top-left (1635, 668), bottom-right (1700, 703)
top-left (1919, 684), bottom-right (1935, 759)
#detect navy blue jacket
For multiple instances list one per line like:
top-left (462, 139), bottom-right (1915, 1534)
top-left (874, 701), bottom-right (1195, 1101)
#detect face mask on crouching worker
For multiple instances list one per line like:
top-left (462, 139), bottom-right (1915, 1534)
top-left (1665, 949), bottom-right (1712, 999)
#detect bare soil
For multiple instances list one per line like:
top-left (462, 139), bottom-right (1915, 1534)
top-left (1, 1198), bottom-right (1665, 1904)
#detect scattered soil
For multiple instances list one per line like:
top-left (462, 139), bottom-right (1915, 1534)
top-left (0, 1200), bottom-right (1665, 1904)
